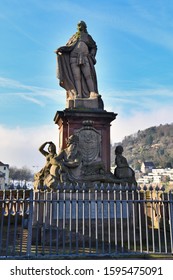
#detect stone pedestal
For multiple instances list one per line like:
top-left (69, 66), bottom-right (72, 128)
top-left (54, 109), bottom-right (117, 172)
top-left (66, 94), bottom-right (104, 110)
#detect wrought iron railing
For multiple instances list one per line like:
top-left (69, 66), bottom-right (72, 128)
top-left (0, 184), bottom-right (173, 258)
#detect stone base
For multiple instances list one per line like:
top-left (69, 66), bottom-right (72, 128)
top-left (75, 97), bottom-right (99, 109)
top-left (54, 109), bottom-right (117, 173)
top-left (66, 95), bottom-right (104, 110)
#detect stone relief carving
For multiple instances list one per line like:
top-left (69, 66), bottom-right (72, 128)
top-left (77, 120), bottom-right (101, 164)
top-left (76, 120), bottom-right (106, 178)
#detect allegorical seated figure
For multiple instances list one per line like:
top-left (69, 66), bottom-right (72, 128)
top-left (34, 135), bottom-right (82, 190)
top-left (50, 134), bottom-right (82, 183)
top-left (34, 141), bottom-right (57, 189)
top-left (114, 145), bottom-right (136, 183)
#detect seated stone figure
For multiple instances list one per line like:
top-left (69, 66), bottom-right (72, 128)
top-left (114, 145), bottom-right (136, 183)
top-left (50, 134), bottom-right (82, 183)
top-left (34, 141), bottom-right (57, 189)
top-left (34, 135), bottom-right (82, 190)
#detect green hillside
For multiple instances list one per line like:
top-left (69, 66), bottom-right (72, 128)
top-left (111, 123), bottom-right (173, 170)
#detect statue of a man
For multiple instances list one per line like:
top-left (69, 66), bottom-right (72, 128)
top-left (55, 21), bottom-right (98, 99)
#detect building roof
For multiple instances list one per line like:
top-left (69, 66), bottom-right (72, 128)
top-left (143, 161), bottom-right (155, 167)
top-left (0, 161), bottom-right (9, 168)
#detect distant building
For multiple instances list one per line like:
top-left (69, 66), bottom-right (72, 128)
top-left (0, 161), bottom-right (9, 190)
top-left (141, 161), bottom-right (155, 174)
top-left (0, 171), bottom-right (5, 190)
top-left (137, 167), bottom-right (173, 185)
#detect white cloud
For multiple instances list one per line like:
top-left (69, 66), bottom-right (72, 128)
top-left (0, 124), bottom-right (59, 171)
top-left (111, 105), bottom-right (173, 143)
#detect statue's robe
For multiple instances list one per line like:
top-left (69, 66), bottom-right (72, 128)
top-left (56, 32), bottom-right (98, 98)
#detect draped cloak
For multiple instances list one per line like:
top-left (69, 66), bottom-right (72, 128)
top-left (56, 32), bottom-right (98, 98)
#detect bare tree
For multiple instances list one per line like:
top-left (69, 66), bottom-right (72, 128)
top-left (9, 166), bottom-right (33, 187)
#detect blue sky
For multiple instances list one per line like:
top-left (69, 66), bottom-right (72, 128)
top-left (0, 0), bottom-right (173, 169)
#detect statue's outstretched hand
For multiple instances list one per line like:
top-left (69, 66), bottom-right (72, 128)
top-left (54, 48), bottom-right (63, 55)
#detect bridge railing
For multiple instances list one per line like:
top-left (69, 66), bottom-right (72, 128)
top-left (0, 184), bottom-right (173, 258)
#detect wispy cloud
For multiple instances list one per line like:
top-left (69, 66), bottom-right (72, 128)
top-left (0, 76), bottom-right (64, 106)
top-left (104, 88), bottom-right (159, 98)
top-left (0, 77), bottom-right (23, 88)
top-left (111, 88), bottom-right (173, 100)
top-left (103, 86), bottom-right (173, 113)
top-left (20, 95), bottom-right (45, 107)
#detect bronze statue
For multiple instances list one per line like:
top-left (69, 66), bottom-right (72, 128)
top-left (55, 21), bottom-right (98, 99)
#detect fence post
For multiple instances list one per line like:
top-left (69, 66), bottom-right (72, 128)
top-left (26, 189), bottom-right (33, 257)
top-left (169, 190), bottom-right (173, 253)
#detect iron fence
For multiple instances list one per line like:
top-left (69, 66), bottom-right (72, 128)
top-left (0, 184), bottom-right (173, 258)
